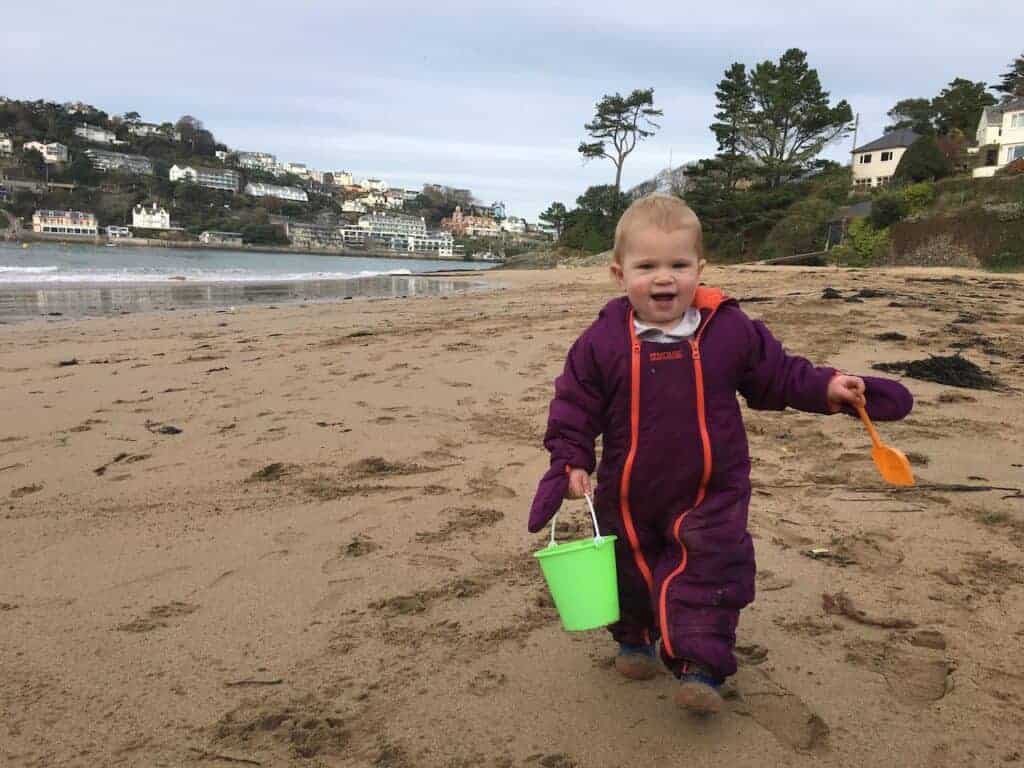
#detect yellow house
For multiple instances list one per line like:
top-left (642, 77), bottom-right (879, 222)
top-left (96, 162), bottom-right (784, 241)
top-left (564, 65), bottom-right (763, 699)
top-left (850, 129), bottom-right (920, 191)
top-left (973, 97), bottom-right (1024, 178)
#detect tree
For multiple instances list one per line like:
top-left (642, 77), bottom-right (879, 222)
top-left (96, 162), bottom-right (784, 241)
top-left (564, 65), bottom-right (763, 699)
top-left (175, 115), bottom-right (206, 151)
top-left (886, 98), bottom-right (935, 134)
top-left (738, 48), bottom-right (853, 188)
top-left (558, 185), bottom-right (630, 253)
top-left (64, 154), bottom-right (98, 186)
top-left (123, 111), bottom-right (141, 122)
top-left (710, 63), bottom-right (753, 190)
top-left (539, 202), bottom-right (568, 237)
top-left (932, 78), bottom-right (997, 135)
top-left (578, 88), bottom-right (663, 198)
top-left (894, 135), bottom-right (952, 183)
top-left (993, 53), bottom-right (1024, 102)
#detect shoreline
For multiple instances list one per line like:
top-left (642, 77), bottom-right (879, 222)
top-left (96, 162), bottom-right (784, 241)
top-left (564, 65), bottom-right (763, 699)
top-left (7, 230), bottom-right (509, 263)
top-left (0, 271), bottom-right (494, 324)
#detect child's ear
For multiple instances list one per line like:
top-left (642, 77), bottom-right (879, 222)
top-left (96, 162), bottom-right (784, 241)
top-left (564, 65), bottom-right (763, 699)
top-left (609, 262), bottom-right (625, 290)
top-left (697, 258), bottom-right (707, 278)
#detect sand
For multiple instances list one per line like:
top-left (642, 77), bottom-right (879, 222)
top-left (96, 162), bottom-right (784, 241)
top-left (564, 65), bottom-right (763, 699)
top-left (2, 264), bottom-right (1023, 767)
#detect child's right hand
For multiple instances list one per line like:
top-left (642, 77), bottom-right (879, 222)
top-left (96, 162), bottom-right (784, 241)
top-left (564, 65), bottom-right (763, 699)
top-left (565, 468), bottom-right (592, 499)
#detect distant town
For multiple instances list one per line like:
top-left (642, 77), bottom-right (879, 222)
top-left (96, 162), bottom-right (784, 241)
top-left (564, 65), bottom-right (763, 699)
top-left (0, 98), bottom-right (557, 261)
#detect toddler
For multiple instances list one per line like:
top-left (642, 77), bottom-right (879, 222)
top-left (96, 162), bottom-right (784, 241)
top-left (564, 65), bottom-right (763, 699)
top-left (529, 194), bottom-right (912, 715)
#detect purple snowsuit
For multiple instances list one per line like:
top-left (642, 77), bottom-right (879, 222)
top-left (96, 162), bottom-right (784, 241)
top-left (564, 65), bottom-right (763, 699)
top-left (529, 288), bottom-right (913, 680)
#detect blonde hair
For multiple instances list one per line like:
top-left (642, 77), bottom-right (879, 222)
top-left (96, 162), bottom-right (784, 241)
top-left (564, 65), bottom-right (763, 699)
top-left (613, 193), bottom-right (703, 264)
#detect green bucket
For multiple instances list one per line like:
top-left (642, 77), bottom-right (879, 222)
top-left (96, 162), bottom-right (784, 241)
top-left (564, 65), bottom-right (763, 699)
top-left (534, 495), bottom-right (620, 631)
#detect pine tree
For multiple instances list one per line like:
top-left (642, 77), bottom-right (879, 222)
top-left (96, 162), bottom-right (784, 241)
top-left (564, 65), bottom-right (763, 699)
top-left (993, 53), bottom-right (1024, 101)
top-left (710, 63), bottom-right (752, 190)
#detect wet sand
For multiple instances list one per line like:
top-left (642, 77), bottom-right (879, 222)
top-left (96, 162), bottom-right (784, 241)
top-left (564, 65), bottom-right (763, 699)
top-left (0, 273), bottom-right (490, 323)
top-left (1, 264), bottom-right (1023, 766)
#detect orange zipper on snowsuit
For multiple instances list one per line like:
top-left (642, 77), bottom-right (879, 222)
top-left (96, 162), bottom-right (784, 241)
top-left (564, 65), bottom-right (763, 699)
top-left (618, 309), bottom-right (655, 594)
top-left (659, 306), bottom-right (719, 660)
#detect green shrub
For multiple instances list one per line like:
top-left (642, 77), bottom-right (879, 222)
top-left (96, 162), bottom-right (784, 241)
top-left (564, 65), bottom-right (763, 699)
top-left (895, 136), bottom-right (953, 183)
top-left (900, 182), bottom-right (936, 214)
top-left (838, 218), bottom-right (891, 266)
top-left (758, 197), bottom-right (836, 260)
top-left (870, 193), bottom-right (908, 229)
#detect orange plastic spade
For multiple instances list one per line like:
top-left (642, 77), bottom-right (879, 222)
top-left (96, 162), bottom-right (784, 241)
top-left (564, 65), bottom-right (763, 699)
top-left (855, 404), bottom-right (914, 486)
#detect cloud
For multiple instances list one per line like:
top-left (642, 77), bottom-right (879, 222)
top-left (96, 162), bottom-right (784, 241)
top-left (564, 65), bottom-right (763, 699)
top-left (2, 1), bottom-right (1021, 218)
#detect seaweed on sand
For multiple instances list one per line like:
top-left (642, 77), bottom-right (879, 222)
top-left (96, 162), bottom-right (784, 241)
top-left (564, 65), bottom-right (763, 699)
top-left (872, 354), bottom-right (1000, 390)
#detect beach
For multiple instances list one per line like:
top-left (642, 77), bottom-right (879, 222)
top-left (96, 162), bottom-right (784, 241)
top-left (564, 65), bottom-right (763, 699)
top-left (2, 264), bottom-right (1023, 767)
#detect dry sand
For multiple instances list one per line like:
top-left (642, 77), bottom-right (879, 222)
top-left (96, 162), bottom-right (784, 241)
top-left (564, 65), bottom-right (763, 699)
top-left (2, 265), bottom-right (1024, 767)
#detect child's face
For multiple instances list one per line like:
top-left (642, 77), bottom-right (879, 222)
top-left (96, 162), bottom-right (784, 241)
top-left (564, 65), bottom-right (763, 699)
top-left (610, 225), bottom-right (705, 330)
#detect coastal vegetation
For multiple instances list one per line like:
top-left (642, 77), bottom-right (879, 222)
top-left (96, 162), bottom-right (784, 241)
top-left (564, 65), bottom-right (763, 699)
top-left (540, 49), bottom-right (1024, 271)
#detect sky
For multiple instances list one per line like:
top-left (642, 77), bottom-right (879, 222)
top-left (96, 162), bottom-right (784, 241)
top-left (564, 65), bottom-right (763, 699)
top-left (2, 1), bottom-right (1021, 220)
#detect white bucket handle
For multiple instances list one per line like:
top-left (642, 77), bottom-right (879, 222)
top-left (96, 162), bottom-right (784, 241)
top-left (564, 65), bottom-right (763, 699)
top-left (549, 492), bottom-right (604, 548)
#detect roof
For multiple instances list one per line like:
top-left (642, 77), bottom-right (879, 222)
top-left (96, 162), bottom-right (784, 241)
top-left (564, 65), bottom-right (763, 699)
top-left (853, 128), bottom-right (920, 154)
top-left (980, 106), bottom-right (1004, 126)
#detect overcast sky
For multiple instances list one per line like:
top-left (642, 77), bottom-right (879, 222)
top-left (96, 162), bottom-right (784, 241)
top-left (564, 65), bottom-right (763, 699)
top-left (2, 1), bottom-right (1021, 219)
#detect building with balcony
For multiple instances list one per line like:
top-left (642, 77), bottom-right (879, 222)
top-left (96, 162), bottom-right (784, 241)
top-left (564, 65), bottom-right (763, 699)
top-left (973, 98), bottom-right (1024, 178)
top-left (32, 209), bottom-right (97, 236)
top-left (235, 151), bottom-right (279, 173)
top-left (357, 212), bottom-right (427, 239)
top-left (244, 182), bottom-right (309, 202)
top-left (0, 135), bottom-right (12, 155)
top-left (84, 149), bottom-right (154, 175)
top-left (23, 141), bottom-right (69, 164)
top-left (169, 164), bottom-right (241, 192)
top-left (73, 124), bottom-right (120, 145)
top-left (200, 230), bottom-right (244, 245)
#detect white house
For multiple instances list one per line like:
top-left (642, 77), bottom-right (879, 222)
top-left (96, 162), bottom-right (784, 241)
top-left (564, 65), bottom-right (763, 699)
top-left (128, 122), bottom-right (179, 140)
top-left (23, 141), bottom-right (69, 164)
top-left (973, 98), bottom-right (1024, 178)
top-left (200, 230), bottom-right (243, 245)
top-left (243, 182), bottom-right (309, 202)
top-left (500, 216), bottom-right (526, 234)
top-left (236, 151), bottom-right (279, 173)
top-left (341, 199), bottom-right (367, 213)
top-left (73, 124), bottom-right (120, 145)
top-left (361, 178), bottom-right (387, 192)
top-left (132, 202), bottom-right (171, 230)
top-left (330, 170), bottom-right (354, 186)
top-left (169, 164), bottom-right (241, 192)
top-left (0, 135), bottom-right (12, 155)
top-left (851, 129), bottom-right (920, 190)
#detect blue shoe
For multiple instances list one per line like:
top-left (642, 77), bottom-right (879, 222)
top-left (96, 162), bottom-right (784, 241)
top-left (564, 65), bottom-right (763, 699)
top-left (615, 642), bottom-right (659, 680)
top-left (674, 662), bottom-right (723, 714)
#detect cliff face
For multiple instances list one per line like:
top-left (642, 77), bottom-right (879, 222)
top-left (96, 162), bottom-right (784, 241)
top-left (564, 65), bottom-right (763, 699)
top-left (891, 205), bottom-right (1024, 269)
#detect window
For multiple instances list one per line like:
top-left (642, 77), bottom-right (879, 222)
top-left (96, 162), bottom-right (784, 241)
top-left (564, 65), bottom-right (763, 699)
top-left (1008, 144), bottom-right (1024, 163)
top-left (1011, 113), bottom-right (1024, 129)
top-left (854, 177), bottom-right (872, 188)
top-left (876, 176), bottom-right (892, 187)
top-left (881, 151), bottom-right (893, 162)
top-left (859, 153), bottom-right (872, 164)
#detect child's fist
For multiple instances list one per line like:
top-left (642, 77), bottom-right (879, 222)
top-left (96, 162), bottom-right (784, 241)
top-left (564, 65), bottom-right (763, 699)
top-left (565, 468), bottom-right (592, 499)
top-left (827, 374), bottom-right (866, 412)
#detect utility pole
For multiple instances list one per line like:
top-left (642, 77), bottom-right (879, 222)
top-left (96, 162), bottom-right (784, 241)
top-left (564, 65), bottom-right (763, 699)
top-left (849, 113), bottom-right (860, 167)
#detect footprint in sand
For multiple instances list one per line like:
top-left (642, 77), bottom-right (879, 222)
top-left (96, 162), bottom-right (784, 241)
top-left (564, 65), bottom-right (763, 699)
top-left (732, 666), bottom-right (830, 753)
top-left (844, 638), bottom-right (952, 705)
top-left (116, 601), bottom-right (199, 633)
top-left (466, 466), bottom-right (517, 500)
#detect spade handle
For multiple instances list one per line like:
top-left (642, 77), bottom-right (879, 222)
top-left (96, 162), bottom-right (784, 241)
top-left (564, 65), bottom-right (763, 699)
top-left (855, 404), bottom-right (882, 449)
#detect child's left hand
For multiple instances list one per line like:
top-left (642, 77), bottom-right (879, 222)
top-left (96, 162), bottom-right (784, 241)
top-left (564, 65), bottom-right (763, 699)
top-left (827, 374), bottom-right (866, 412)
